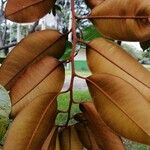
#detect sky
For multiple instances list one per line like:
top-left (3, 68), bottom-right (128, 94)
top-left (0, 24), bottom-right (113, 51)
top-left (123, 41), bottom-right (142, 51)
top-left (123, 42), bottom-right (142, 51)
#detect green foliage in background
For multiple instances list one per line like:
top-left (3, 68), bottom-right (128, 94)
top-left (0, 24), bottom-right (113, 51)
top-left (0, 85), bottom-right (11, 143)
top-left (56, 90), bottom-right (91, 126)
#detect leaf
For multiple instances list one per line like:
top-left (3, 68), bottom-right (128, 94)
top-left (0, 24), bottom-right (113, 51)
top-left (54, 5), bottom-right (62, 12)
top-left (85, 0), bottom-right (104, 9)
top-left (78, 102), bottom-right (125, 150)
top-left (83, 25), bottom-right (101, 41)
top-left (140, 40), bottom-right (150, 51)
top-left (87, 74), bottom-right (150, 145)
top-left (90, 0), bottom-right (150, 41)
top-left (5, 0), bottom-right (56, 23)
top-left (59, 126), bottom-right (83, 150)
top-left (74, 121), bottom-right (100, 150)
top-left (60, 41), bottom-right (72, 61)
top-left (10, 56), bottom-right (65, 118)
top-left (56, 133), bottom-right (61, 150)
top-left (0, 29), bottom-right (66, 90)
top-left (3, 93), bottom-right (57, 149)
top-left (42, 127), bottom-right (60, 150)
top-left (86, 38), bottom-right (150, 101)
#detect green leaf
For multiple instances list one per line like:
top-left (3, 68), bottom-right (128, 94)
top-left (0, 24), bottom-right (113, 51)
top-left (60, 41), bottom-right (72, 61)
top-left (55, 5), bottom-right (62, 12)
top-left (83, 26), bottom-right (101, 41)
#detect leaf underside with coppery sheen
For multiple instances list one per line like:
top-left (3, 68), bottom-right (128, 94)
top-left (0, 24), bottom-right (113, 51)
top-left (86, 38), bottom-right (150, 101)
top-left (90, 0), bottom-right (150, 41)
top-left (78, 102), bottom-right (125, 150)
top-left (5, 0), bottom-right (56, 23)
top-left (59, 126), bottom-right (83, 150)
top-left (87, 74), bottom-right (150, 145)
top-left (41, 127), bottom-right (60, 150)
top-left (4, 93), bottom-right (57, 150)
top-left (74, 121), bottom-right (100, 150)
top-left (10, 56), bottom-right (65, 118)
top-left (0, 29), bottom-right (66, 90)
top-left (85, 0), bottom-right (104, 9)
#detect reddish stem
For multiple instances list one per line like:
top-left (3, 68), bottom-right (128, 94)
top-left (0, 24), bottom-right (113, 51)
top-left (65, 0), bottom-right (77, 126)
top-left (61, 2), bottom-right (150, 127)
top-left (58, 3), bottom-right (150, 127)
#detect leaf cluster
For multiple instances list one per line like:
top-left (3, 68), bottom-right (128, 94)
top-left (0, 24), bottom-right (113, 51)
top-left (0, 0), bottom-right (150, 149)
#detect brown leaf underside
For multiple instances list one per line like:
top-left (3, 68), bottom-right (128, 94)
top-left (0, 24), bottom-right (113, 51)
top-left (75, 122), bottom-right (100, 150)
top-left (86, 38), bottom-right (150, 101)
top-left (85, 0), bottom-right (104, 9)
top-left (59, 126), bottom-right (83, 150)
top-left (87, 74), bottom-right (150, 145)
top-left (10, 56), bottom-right (65, 118)
top-left (79, 102), bottom-right (125, 150)
top-left (41, 127), bottom-right (59, 150)
top-left (5, 0), bottom-right (56, 23)
top-left (4, 94), bottom-right (57, 150)
top-left (0, 29), bottom-right (66, 90)
top-left (90, 0), bottom-right (150, 41)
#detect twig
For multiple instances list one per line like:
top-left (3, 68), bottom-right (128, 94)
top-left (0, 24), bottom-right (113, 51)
top-left (29, 21), bottom-right (39, 33)
top-left (0, 42), bottom-right (17, 50)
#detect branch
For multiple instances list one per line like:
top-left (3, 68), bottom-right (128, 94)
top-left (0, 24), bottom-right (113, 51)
top-left (28, 21), bottom-right (39, 33)
top-left (65, 0), bottom-right (77, 126)
top-left (0, 43), bottom-right (17, 50)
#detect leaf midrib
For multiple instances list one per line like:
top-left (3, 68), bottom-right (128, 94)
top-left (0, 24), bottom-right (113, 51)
top-left (26, 95), bottom-right (57, 150)
top-left (87, 78), bottom-right (150, 136)
top-left (12, 62), bottom-right (62, 106)
top-left (5, 34), bottom-right (65, 88)
top-left (6, 0), bottom-right (48, 17)
top-left (88, 43), bottom-right (150, 88)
